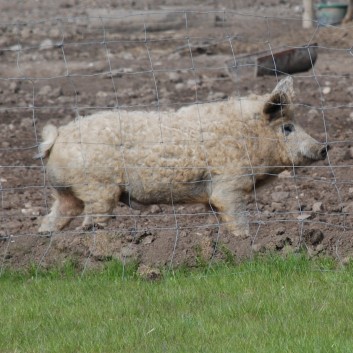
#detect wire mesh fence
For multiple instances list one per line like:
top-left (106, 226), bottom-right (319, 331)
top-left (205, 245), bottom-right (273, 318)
top-left (0, 1), bottom-right (352, 274)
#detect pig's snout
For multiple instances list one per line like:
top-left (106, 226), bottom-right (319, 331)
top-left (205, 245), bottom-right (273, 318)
top-left (304, 141), bottom-right (331, 162)
top-left (319, 144), bottom-right (331, 160)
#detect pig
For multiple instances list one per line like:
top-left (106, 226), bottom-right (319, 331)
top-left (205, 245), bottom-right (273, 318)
top-left (36, 77), bottom-right (329, 236)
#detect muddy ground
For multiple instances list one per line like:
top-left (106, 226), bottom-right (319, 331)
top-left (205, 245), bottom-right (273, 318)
top-left (0, 0), bottom-right (352, 271)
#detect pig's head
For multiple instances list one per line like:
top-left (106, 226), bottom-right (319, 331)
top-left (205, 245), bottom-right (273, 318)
top-left (262, 76), bottom-right (330, 167)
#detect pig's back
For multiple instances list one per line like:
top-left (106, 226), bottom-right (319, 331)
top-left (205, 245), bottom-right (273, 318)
top-left (46, 103), bottom-right (248, 193)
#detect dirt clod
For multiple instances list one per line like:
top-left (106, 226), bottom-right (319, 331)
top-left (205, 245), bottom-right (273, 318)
top-left (303, 229), bottom-right (324, 246)
top-left (137, 265), bottom-right (162, 281)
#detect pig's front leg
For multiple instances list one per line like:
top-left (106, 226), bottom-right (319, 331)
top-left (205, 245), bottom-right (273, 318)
top-left (209, 177), bottom-right (251, 237)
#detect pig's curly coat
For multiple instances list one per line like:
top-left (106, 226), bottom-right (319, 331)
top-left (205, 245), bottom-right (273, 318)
top-left (37, 77), bottom-right (327, 235)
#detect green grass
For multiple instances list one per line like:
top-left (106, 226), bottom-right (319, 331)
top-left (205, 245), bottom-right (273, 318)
top-left (1, 255), bottom-right (353, 353)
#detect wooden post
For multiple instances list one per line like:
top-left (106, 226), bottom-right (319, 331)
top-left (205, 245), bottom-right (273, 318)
top-left (343, 0), bottom-right (353, 23)
top-left (303, 0), bottom-right (314, 28)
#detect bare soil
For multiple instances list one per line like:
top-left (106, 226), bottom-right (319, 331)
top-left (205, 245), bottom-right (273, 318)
top-left (0, 0), bottom-right (352, 271)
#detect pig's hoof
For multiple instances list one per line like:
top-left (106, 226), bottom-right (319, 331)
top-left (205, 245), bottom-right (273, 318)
top-left (38, 229), bottom-right (54, 237)
top-left (38, 224), bottom-right (55, 235)
top-left (77, 223), bottom-right (106, 231)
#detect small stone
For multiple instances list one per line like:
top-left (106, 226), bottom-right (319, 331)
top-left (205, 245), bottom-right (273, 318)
top-left (271, 191), bottom-right (289, 203)
top-left (122, 52), bottom-right (134, 60)
top-left (38, 85), bottom-right (52, 96)
top-left (106, 68), bottom-right (133, 79)
top-left (312, 202), bottom-right (323, 213)
top-left (278, 170), bottom-right (291, 178)
top-left (315, 244), bottom-right (324, 253)
top-left (175, 83), bottom-right (184, 90)
top-left (150, 205), bottom-right (162, 214)
top-left (322, 86), bottom-right (331, 95)
top-left (263, 210), bottom-right (271, 218)
top-left (342, 202), bottom-right (353, 213)
top-left (293, 5), bottom-right (303, 13)
top-left (207, 91), bottom-right (227, 101)
top-left (297, 213), bottom-right (312, 221)
top-left (39, 39), bottom-right (54, 50)
top-left (21, 27), bottom-right (32, 39)
top-left (349, 187), bottom-right (353, 195)
top-left (142, 235), bottom-right (155, 245)
top-left (10, 44), bottom-right (21, 51)
top-left (51, 87), bottom-right (63, 98)
top-left (168, 72), bottom-right (181, 83)
top-left (168, 52), bottom-right (181, 60)
top-left (186, 79), bottom-right (198, 89)
top-left (96, 91), bottom-right (108, 98)
top-left (10, 81), bottom-right (21, 93)
top-left (271, 202), bottom-right (283, 212)
top-left (21, 207), bottom-right (40, 216)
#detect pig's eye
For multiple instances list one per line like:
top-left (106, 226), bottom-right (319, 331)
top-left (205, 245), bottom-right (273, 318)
top-left (282, 124), bottom-right (295, 136)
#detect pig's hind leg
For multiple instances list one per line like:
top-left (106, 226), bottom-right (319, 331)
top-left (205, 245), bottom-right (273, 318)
top-left (75, 185), bottom-right (120, 230)
top-left (39, 188), bottom-right (84, 233)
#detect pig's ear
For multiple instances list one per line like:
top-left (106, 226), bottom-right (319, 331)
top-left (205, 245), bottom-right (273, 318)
top-left (263, 77), bottom-right (294, 121)
top-left (272, 76), bottom-right (294, 98)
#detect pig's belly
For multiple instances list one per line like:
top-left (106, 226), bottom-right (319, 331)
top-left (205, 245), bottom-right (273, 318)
top-left (124, 167), bottom-right (212, 204)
